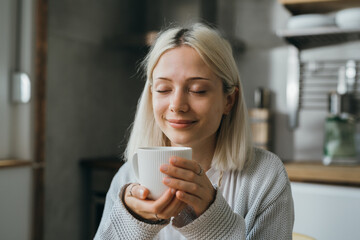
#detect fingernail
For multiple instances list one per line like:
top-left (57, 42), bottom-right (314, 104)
top-left (139, 189), bottom-right (144, 197)
top-left (160, 165), bottom-right (168, 171)
top-left (164, 178), bottom-right (170, 184)
top-left (171, 188), bottom-right (175, 194)
top-left (170, 157), bottom-right (177, 163)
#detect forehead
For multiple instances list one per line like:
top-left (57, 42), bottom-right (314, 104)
top-left (152, 46), bottom-right (214, 78)
top-left (159, 46), bottom-right (203, 65)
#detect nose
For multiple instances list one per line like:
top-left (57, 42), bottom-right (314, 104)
top-left (169, 89), bottom-right (189, 113)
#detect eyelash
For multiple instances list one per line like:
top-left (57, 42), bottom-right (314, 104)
top-left (155, 90), bottom-right (170, 93)
top-left (155, 90), bottom-right (207, 95)
top-left (190, 90), bottom-right (206, 94)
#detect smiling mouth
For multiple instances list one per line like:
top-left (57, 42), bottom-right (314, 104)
top-left (167, 119), bottom-right (197, 129)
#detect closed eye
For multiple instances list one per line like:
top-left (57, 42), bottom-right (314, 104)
top-left (155, 90), bottom-right (171, 93)
top-left (190, 90), bottom-right (207, 94)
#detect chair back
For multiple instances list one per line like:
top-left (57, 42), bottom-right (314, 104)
top-left (293, 232), bottom-right (316, 240)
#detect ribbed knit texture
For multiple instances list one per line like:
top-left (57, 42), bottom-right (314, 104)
top-left (94, 147), bottom-right (294, 240)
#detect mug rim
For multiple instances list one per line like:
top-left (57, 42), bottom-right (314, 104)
top-left (138, 146), bottom-right (192, 151)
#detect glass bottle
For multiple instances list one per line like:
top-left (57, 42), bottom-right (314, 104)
top-left (323, 92), bottom-right (358, 165)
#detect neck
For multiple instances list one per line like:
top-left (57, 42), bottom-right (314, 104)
top-left (171, 137), bottom-right (216, 172)
top-left (192, 144), bottom-right (215, 172)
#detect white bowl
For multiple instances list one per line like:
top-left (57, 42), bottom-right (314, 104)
top-left (287, 14), bottom-right (336, 30)
top-left (336, 7), bottom-right (360, 29)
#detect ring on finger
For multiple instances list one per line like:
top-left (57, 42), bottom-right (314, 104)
top-left (129, 183), bottom-right (139, 197)
top-left (197, 163), bottom-right (203, 176)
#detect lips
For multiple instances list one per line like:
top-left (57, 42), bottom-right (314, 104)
top-left (167, 119), bottom-right (197, 129)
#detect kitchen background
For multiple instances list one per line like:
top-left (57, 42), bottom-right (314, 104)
top-left (1, 0), bottom-right (360, 240)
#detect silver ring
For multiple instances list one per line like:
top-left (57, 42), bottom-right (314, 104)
top-left (197, 164), bottom-right (203, 176)
top-left (129, 184), bottom-right (138, 197)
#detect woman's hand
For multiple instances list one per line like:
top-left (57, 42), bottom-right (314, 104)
top-left (160, 157), bottom-right (216, 217)
top-left (124, 183), bottom-right (186, 221)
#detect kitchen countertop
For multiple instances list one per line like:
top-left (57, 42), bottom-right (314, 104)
top-left (4, 158), bottom-right (359, 186)
top-left (284, 161), bottom-right (360, 186)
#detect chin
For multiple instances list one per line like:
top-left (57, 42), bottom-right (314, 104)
top-left (169, 139), bottom-right (191, 146)
top-left (166, 135), bottom-right (193, 147)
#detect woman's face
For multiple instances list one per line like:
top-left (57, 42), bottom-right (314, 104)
top-left (151, 46), bottom-right (234, 148)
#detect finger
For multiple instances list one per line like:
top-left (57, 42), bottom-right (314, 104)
top-left (137, 188), bottom-right (176, 214)
top-left (126, 188), bottom-right (176, 221)
top-left (169, 156), bottom-right (202, 175)
top-left (126, 184), bottom-right (149, 200)
top-left (163, 177), bottom-right (202, 197)
top-left (160, 164), bottom-right (198, 182)
top-left (157, 197), bottom-right (187, 219)
top-left (124, 184), bottom-right (151, 213)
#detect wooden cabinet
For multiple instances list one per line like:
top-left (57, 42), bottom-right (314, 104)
top-left (291, 181), bottom-right (360, 239)
top-left (279, 0), bottom-right (360, 15)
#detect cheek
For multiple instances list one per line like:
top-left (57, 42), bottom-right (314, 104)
top-left (195, 96), bottom-right (225, 116)
top-left (152, 97), bottom-right (168, 119)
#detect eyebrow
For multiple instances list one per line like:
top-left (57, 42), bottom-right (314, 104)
top-left (155, 77), bottom-right (211, 81)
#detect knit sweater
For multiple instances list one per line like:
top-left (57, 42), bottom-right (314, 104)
top-left (94, 147), bottom-right (294, 240)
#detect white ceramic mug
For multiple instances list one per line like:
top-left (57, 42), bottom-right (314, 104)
top-left (132, 147), bottom-right (192, 200)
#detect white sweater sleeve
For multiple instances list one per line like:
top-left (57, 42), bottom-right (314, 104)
top-left (172, 189), bottom-right (246, 239)
top-left (94, 166), bottom-right (169, 240)
top-left (246, 180), bottom-right (294, 240)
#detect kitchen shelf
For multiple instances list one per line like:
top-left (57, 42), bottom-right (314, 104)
top-left (277, 27), bottom-right (360, 50)
top-left (285, 161), bottom-right (360, 186)
top-left (277, 26), bottom-right (360, 128)
top-left (279, 0), bottom-right (360, 15)
top-left (0, 159), bottom-right (32, 169)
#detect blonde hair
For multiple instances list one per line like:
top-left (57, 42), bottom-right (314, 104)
top-left (124, 23), bottom-right (253, 171)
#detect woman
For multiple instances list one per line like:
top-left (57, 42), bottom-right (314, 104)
top-left (95, 23), bottom-right (294, 240)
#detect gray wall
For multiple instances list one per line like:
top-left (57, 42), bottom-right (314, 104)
top-left (219, 0), bottom-right (294, 159)
top-left (0, 0), bottom-right (35, 239)
top-left (45, 1), bottom-right (146, 239)
top-left (0, 0), bottom-right (34, 160)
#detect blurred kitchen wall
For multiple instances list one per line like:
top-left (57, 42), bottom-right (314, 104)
top-left (45, 0), bottom-right (146, 239)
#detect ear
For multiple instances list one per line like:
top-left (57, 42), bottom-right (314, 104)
top-left (223, 87), bottom-right (238, 115)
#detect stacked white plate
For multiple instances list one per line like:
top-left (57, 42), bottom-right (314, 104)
top-left (287, 14), bottom-right (336, 29)
top-left (336, 7), bottom-right (360, 29)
